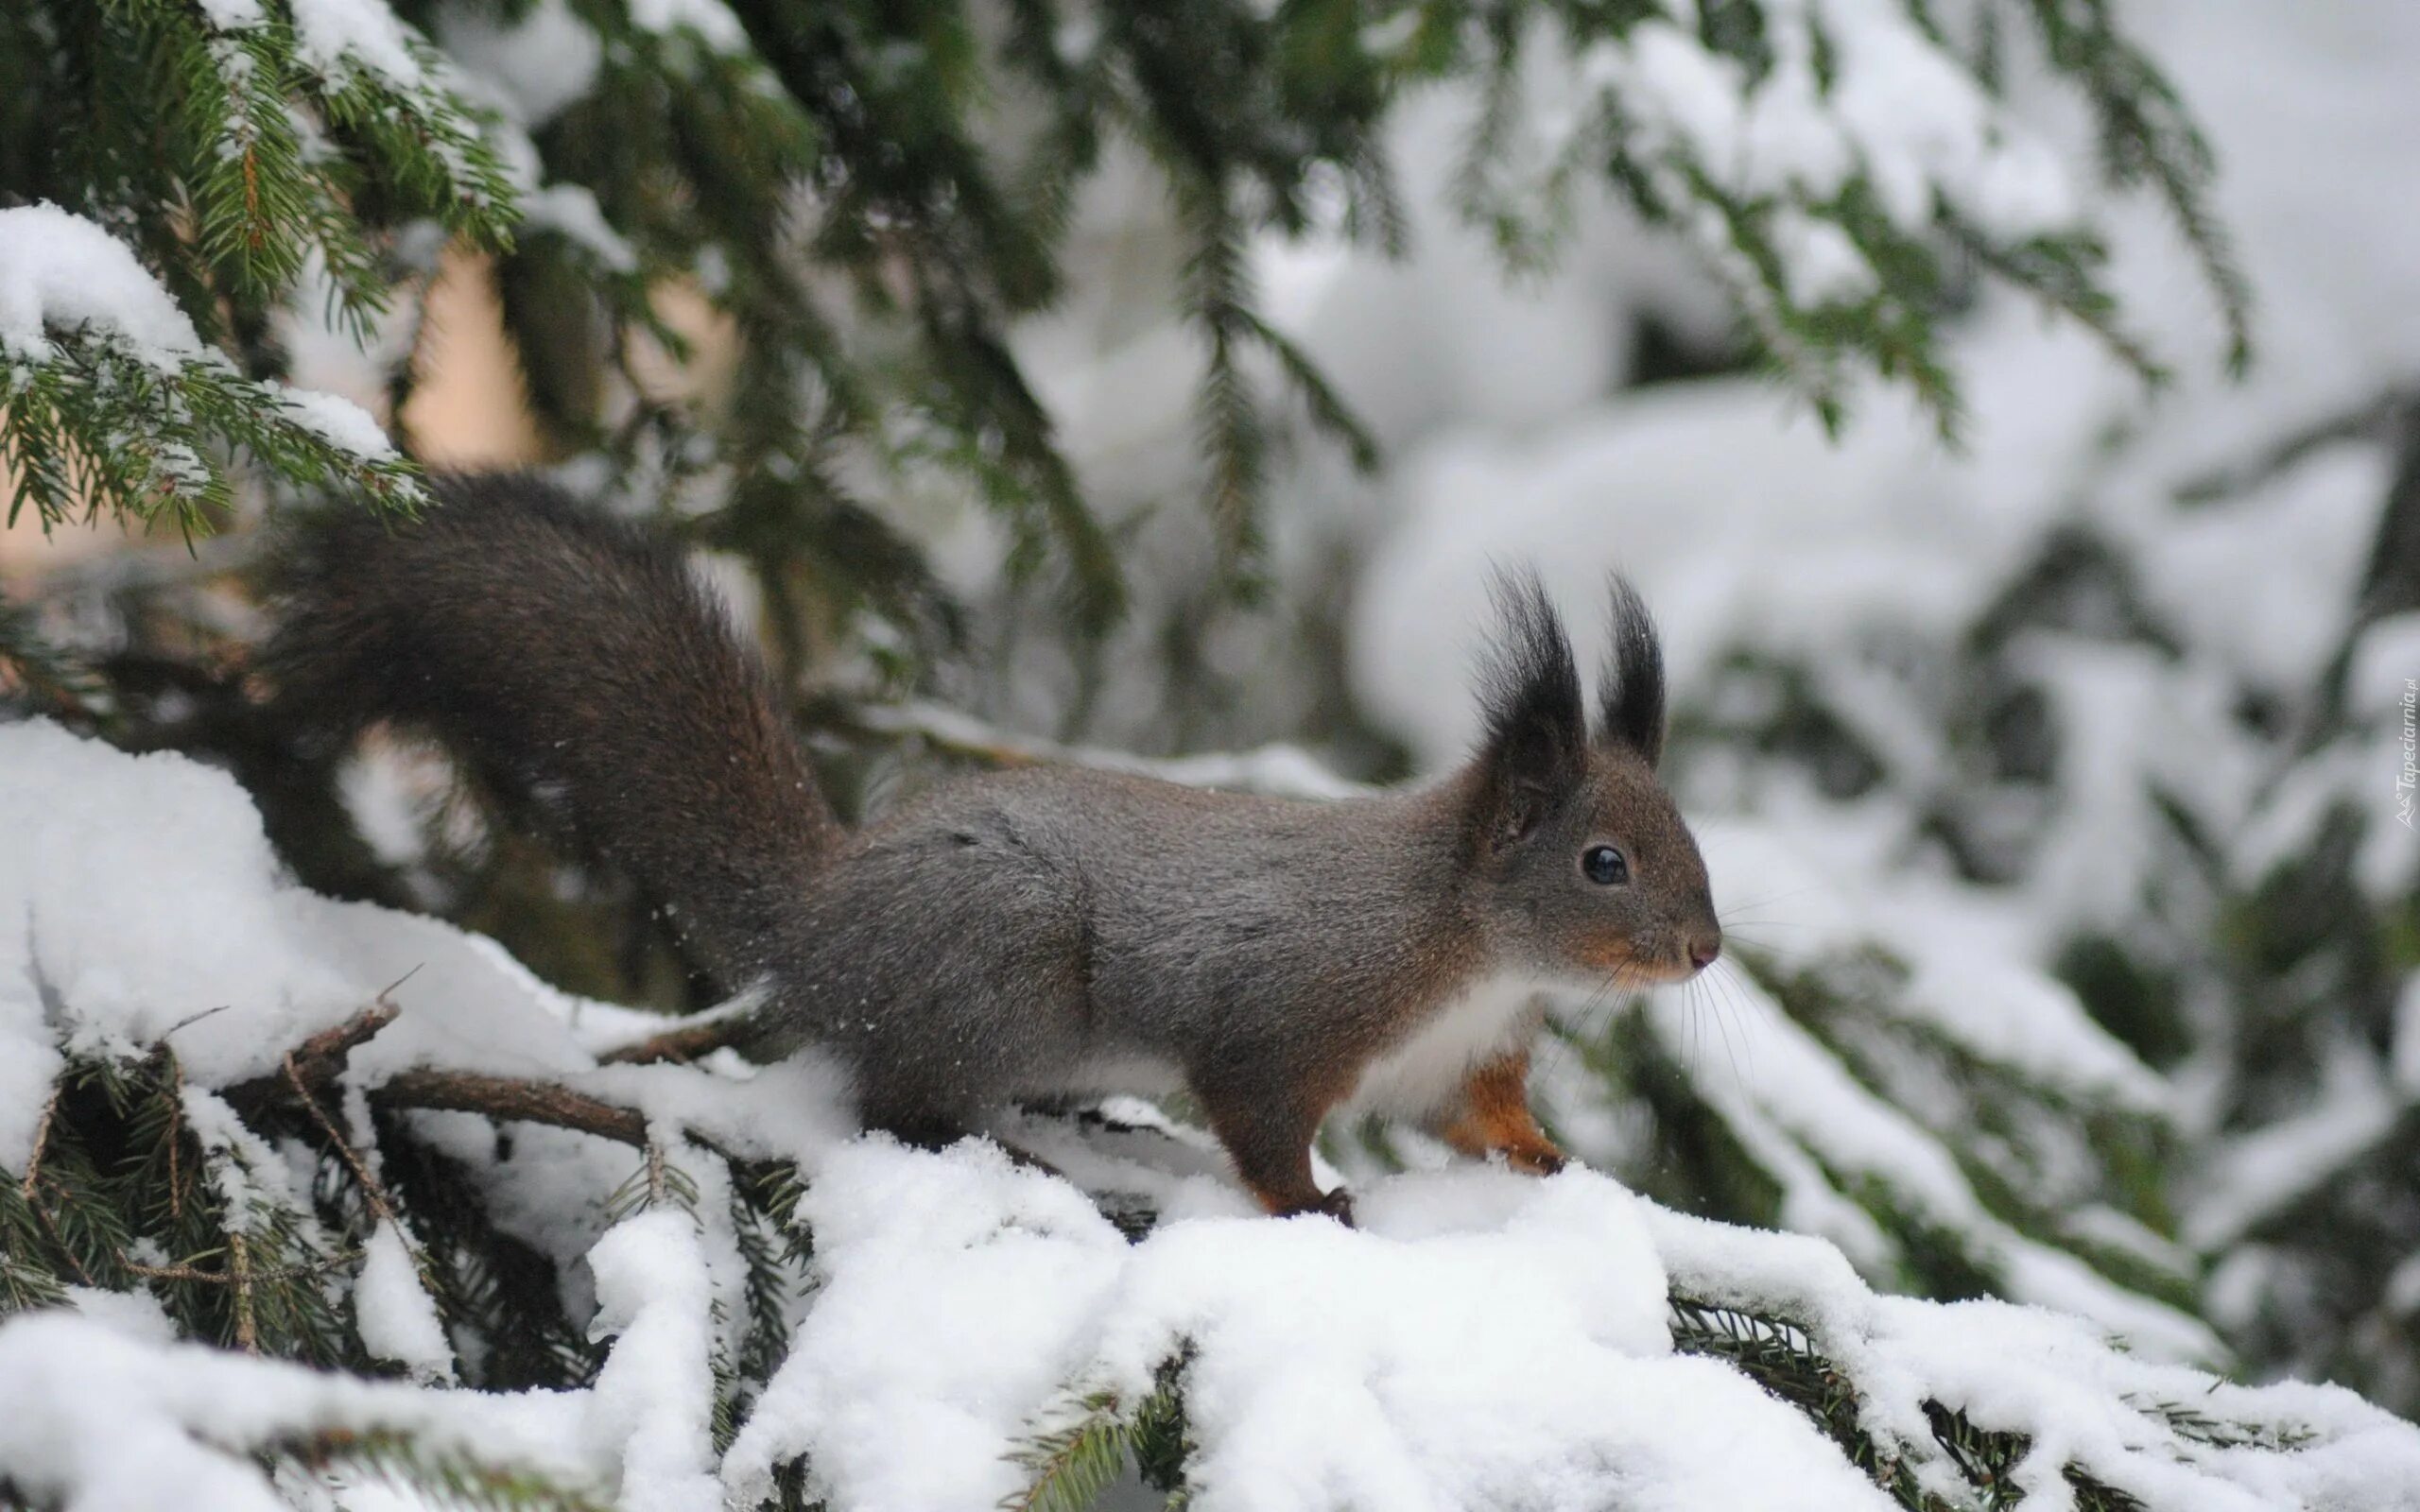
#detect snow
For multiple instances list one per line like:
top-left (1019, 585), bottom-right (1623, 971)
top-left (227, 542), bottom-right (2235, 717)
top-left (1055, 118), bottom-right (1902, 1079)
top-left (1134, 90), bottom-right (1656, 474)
top-left (355, 1220), bottom-right (455, 1383)
top-left (2186, 1052), bottom-right (2405, 1252)
top-left (2128, 441), bottom-right (2388, 692)
top-left (288, 0), bottom-right (427, 90)
top-left (277, 383), bottom-right (399, 461)
top-left (522, 184), bottom-right (641, 275)
top-left (438, 0), bottom-right (602, 128)
top-left (1693, 814), bottom-right (2169, 1111)
top-left (1232, 11), bottom-right (2420, 1389)
top-left (273, 245), bottom-right (428, 445)
top-left (1630, 961), bottom-right (2214, 1362)
top-left (0, 719), bottom-right (363, 1089)
top-left (1079, 1173), bottom-right (1858, 1512)
top-left (195, 0), bottom-right (268, 34)
top-left (9, 0), bottom-right (2420, 1495)
top-left (1819, 0), bottom-right (2072, 238)
top-left (0, 204), bottom-right (405, 477)
top-left (335, 745), bottom-right (442, 870)
top-left (182, 1084), bottom-right (308, 1230)
top-left (62, 1284), bottom-right (181, 1348)
top-left (0, 203), bottom-right (206, 369)
top-left (0, 1312), bottom-right (593, 1512)
top-left (627, 0), bottom-right (749, 53)
top-left (0, 966), bottom-right (61, 1172)
top-left (1771, 208), bottom-right (1878, 306)
top-left (854, 699), bottom-right (1373, 800)
top-left (1357, 10), bottom-right (1420, 60)
top-left (724, 1139), bottom-right (1131, 1511)
top-left (1646, 1208), bottom-right (2420, 1512)
top-left (723, 1143), bottom-right (1908, 1512)
top-left (587, 1209), bottom-right (721, 1512)
top-left (1563, 0), bottom-right (2073, 288)
top-left (1348, 335), bottom-right (2102, 772)
top-left (5, 719), bottom-right (2417, 1510)
top-left (1327, 1), bottom-right (2420, 797)
top-left (10, 3), bottom-right (2420, 1475)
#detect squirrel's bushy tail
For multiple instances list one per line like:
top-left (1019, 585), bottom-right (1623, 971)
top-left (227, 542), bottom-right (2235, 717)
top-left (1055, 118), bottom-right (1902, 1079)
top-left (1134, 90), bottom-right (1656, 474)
top-left (269, 472), bottom-right (841, 987)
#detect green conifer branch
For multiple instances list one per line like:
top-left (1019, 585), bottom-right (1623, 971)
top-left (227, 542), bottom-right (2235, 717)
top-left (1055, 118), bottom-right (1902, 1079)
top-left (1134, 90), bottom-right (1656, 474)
top-left (1003, 1356), bottom-right (1191, 1512)
top-left (3, 336), bottom-right (424, 538)
top-left (268, 1427), bottom-right (612, 1512)
top-left (2014, 0), bottom-right (2254, 373)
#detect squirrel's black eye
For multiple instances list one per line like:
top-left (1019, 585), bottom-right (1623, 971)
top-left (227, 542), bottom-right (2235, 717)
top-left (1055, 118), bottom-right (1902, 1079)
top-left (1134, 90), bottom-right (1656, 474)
top-left (1582, 845), bottom-right (1630, 885)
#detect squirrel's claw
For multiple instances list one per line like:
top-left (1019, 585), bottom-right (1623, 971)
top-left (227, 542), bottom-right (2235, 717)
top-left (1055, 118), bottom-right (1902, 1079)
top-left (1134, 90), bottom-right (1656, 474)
top-left (1503, 1143), bottom-right (1567, 1177)
top-left (1284, 1186), bottom-right (1357, 1227)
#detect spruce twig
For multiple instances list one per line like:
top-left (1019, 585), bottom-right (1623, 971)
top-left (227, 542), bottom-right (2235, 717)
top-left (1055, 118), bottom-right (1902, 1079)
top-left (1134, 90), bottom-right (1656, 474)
top-left (229, 1229), bottom-right (258, 1354)
top-left (18, 1090), bottom-right (58, 1203)
top-left (1004, 1392), bottom-right (1133, 1512)
top-left (121, 1254), bottom-right (353, 1288)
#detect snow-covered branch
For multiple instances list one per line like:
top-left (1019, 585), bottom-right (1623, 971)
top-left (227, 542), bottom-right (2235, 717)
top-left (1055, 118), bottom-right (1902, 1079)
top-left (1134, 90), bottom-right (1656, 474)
top-left (5, 719), bottom-right (2416, 1512)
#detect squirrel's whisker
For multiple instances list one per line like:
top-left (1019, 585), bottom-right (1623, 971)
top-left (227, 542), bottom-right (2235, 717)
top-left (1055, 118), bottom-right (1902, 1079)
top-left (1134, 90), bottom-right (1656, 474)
top-left (1536, 964), bottom-right (1628, 1086)
top-left (1697, 960), bottom-right (1769, 1093)
top-left (1702, 976), bottom-right (1747, 1092)
top-left (1714, 884), bottom-right (1826, 916)
top-left (1709, 928), bottom-right (1798, 967)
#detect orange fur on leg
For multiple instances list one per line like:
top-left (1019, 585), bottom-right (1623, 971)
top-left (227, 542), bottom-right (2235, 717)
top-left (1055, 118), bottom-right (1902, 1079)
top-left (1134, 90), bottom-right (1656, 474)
top-left (1435, 1047), bottom-right (1565, 1175)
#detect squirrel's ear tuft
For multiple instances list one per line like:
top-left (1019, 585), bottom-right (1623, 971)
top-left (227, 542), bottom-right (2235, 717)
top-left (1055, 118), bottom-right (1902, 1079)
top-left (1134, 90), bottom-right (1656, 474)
top-left (1598, 574), bottom-right (1667, 767)
top-left (1474, 567), bottom-right (1586, 847)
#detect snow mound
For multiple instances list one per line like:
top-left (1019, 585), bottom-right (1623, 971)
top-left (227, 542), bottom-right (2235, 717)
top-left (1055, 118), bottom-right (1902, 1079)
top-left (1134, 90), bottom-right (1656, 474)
top-left (2, 718), bottom-right (2415, 1512)
top-left (0, 1311), bottom-right (594, 1512)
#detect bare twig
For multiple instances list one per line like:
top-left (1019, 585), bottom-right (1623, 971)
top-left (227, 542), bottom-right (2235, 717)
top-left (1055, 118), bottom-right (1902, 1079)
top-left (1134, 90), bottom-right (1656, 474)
top-left (239, 991), bottom-right (674, 1159)
top-left (225, 998), bottom-right (402, 1113)
top-left (292, 996), bottom-right (406, 1069)
top-left (594, 986), bottom-right (767, 1066)
top-left (371, 1071), bottom-right (649, 1148)
top-left (160, 1004), bottom-right (234, 1040)
top-left (595, 1017), bottom-right (752, 1066)
top-left (285, 1051), bottom-right (397, 1224)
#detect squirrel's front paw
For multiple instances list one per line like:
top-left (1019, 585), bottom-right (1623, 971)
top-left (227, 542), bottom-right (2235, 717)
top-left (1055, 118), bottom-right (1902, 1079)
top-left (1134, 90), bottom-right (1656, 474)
top-left (1440, 1113), bottom-right (1569, 1177)
top-left (1502, 1140), bottom-right (1567, 1177)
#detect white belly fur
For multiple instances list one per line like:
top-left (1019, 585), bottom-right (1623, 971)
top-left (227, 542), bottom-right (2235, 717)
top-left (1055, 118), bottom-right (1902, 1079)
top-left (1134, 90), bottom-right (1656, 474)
top-left (1340, 970), bottom-right (1559, 1121)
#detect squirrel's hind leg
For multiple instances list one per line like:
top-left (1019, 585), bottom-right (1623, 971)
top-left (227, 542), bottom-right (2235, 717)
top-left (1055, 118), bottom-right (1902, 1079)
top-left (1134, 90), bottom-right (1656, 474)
top-left (1433, 1048), bottom-right (1566, 1176)
top-left (1192, 1068), bottom-right (1357, 1225)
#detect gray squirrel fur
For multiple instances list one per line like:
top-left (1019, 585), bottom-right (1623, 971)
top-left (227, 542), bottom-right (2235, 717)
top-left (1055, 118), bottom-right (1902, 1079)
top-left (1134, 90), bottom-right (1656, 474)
top-left (272, 472), bottom-right (1720, 1220)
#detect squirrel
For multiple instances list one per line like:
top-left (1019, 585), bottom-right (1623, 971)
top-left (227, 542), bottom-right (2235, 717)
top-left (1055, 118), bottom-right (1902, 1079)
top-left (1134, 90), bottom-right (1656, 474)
top-left (271, 472), bottom-right (1720, 1222)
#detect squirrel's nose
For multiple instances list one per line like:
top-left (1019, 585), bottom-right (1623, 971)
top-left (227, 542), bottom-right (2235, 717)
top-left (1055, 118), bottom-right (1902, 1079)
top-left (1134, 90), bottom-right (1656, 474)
top-left (1686, 932), bottom-right (1722, 973)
